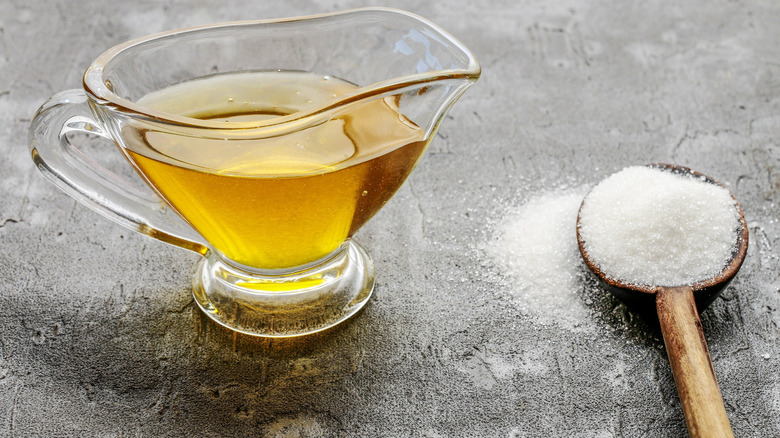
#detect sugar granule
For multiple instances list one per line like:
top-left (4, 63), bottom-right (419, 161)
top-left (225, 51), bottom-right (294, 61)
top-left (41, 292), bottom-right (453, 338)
top-left (485, 190), bottom-right (591, 327)
top-left (577, 166), bottom-right (741, 287)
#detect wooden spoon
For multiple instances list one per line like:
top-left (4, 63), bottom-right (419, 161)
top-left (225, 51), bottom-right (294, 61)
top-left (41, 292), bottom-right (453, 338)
top-left (576, 163), bottom-right (748, 438)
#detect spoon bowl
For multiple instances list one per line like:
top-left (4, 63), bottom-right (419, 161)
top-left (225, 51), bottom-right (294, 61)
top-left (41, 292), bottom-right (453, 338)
top-left (576, 163), bottom-right (748, 438)
top-left (578, 163), bottom-right (749, 314)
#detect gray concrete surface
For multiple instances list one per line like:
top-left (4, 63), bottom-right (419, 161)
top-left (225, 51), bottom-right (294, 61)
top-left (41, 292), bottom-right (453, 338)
top-left (2, 0), bottom-right (780, 436)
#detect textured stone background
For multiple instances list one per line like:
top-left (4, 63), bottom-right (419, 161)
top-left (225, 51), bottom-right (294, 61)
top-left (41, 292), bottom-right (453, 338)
top-left (2, 0), bottom-right (780, 436)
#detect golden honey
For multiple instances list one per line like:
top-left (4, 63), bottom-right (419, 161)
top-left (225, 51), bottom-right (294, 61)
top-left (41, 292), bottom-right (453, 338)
top-left (122, 71), bottom-right (428, 268)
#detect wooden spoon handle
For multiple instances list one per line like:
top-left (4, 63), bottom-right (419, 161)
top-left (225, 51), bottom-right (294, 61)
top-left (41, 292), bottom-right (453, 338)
top-left (656, 286), bottom-right (734, 438)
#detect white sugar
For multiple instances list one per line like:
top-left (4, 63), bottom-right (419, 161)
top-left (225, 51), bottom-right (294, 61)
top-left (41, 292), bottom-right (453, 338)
top-left (577, 166), bottom-right (741, 287)
top-left (484, 190), bottom-right (591, 328)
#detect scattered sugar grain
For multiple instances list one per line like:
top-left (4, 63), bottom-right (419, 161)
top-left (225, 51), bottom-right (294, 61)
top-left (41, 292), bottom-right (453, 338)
top-left (577, 166), bottom-right (741, 287)
top-left (485, 190), bottom-right (591, 329)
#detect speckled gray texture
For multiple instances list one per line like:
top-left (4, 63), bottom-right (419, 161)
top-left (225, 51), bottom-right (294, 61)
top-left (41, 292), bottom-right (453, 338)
top-left (2, 0), bottom-right (780, 437)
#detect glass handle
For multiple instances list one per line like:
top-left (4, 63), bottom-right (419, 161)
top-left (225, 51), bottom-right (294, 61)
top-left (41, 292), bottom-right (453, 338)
top-left (29, 89), bottom-right (209, 256)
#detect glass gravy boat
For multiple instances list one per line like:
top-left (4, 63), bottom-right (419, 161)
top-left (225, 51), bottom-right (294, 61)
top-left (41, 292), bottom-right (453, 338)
top-left (29, 8), bottom-right (480, 337)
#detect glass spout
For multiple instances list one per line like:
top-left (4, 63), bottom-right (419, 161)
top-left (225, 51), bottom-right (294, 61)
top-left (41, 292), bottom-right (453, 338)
top-left (83, 8), bottom-right (481, 135)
